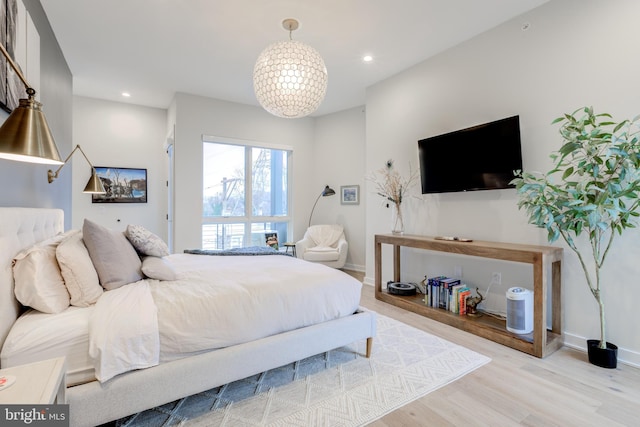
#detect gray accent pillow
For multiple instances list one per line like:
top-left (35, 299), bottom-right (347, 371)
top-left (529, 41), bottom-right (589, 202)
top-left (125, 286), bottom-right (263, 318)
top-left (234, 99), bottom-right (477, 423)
top-left (82, 219), bottom-right (143, 291)
top-left (141, 256), bottom-right (178, 281)
top-left (125, 224), bottom-right (170, 257)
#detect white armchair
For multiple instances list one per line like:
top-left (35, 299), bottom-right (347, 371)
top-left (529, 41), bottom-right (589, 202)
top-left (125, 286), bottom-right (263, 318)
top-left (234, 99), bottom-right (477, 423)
top-left (296, 224), bottom-right (348, 269)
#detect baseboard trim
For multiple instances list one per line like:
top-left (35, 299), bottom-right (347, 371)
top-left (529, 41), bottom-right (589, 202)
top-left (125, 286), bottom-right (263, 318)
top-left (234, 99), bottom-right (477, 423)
top-left (562, 332), bottom-right (639, 368)
top-left (343, 263), bottom-right (364, 272)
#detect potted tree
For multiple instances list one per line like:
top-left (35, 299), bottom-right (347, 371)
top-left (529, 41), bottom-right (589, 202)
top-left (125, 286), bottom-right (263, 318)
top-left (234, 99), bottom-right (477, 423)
top-left (512, 107), bottom-right (640, 368)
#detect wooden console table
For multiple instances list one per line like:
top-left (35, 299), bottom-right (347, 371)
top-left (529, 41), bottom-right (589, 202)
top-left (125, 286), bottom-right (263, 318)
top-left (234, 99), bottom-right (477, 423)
top-left (374, 234), bottom-right (563, 358)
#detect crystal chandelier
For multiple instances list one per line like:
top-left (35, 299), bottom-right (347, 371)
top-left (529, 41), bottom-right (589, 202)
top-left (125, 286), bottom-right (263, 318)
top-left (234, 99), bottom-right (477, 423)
top-left (253, 19), bottom-right (328, 118)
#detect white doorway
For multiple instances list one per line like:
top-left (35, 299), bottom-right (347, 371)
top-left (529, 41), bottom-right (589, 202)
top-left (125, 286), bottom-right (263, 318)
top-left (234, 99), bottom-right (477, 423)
top-left (165, 130), bottom-right (175, 253)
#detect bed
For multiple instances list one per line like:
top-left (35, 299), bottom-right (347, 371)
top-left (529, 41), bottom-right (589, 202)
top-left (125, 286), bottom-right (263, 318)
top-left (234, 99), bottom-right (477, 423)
top-left (0, 207), bottom-right (376, 427)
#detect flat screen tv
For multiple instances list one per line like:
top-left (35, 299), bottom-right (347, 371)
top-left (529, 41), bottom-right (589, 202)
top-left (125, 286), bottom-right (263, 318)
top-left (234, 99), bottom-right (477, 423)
top-left (418, 115), bottom-right (522, 194)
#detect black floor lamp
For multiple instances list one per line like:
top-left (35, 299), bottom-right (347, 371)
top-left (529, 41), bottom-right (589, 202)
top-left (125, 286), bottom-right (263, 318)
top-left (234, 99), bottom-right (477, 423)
top-left (308, 185), bottom-right (335, 227)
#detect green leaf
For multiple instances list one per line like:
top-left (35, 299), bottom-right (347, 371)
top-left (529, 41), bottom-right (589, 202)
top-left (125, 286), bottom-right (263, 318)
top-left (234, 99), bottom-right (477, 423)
top-left (613, 120), bottom-right (629, 133)
top-left (562, 167), bottom-right (574, 180)
top-left (559, 142), bottom-right (581, 155)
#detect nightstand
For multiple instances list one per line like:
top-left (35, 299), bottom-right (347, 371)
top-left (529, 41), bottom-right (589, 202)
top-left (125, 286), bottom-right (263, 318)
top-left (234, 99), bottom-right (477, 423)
top-left (0, 357), bottom-right (66, 404)
top-left (283, 242), bottom-right (296, 256)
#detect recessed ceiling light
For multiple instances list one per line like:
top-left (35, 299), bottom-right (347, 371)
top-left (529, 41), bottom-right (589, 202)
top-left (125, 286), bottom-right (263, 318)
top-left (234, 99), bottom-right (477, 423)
top-left (122, 92), bottom-right (131, 97)
top-left (363, 55), bottom-right (373, 63)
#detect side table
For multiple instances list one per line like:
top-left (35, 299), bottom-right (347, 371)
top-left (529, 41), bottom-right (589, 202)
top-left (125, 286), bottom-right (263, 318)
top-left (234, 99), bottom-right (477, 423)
top-left (0, 357), bottom-right (66, 404)
top-left (283, 242), bottom-right (296, 257)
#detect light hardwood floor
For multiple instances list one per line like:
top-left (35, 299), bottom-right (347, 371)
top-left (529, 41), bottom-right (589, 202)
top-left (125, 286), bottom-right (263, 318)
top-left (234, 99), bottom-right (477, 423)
top-left (346, 271), bottom-right (640, 427)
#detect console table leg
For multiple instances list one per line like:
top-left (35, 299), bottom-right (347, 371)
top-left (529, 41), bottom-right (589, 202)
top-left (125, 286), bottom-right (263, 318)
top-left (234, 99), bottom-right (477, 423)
top-left (393, 244), bottom-right (401, 282)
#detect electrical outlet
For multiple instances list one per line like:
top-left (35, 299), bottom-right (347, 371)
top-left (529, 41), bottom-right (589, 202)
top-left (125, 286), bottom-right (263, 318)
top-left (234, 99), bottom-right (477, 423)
top-left (491, 272), bottom-right (501, 285)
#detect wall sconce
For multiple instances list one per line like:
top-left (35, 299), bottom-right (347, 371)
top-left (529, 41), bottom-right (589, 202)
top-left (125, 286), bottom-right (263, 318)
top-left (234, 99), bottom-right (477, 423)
top-left (308, 185), bottom-right (335, 227)
top-left (0, 41), bottom-right (104, 194)
top-left (0, 40), bottom-right (62, 165)
top-left (47, 145), bottom-right (106, 194)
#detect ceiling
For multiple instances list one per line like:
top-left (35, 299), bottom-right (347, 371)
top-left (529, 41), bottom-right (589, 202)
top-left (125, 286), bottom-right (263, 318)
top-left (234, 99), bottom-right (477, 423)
top-left (40, 0), bottom-right (548, 117)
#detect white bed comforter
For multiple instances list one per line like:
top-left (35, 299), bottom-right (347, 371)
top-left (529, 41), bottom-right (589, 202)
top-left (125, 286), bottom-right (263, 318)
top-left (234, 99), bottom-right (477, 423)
top-left (89, 253), bottom-right (362, 382)
top-left (89, 281), bottom-right (159, 382)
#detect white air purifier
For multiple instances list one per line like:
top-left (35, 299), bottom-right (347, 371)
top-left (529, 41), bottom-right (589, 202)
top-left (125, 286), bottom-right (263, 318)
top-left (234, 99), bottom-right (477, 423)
top-left (506, 287), bottom-right (533, 334)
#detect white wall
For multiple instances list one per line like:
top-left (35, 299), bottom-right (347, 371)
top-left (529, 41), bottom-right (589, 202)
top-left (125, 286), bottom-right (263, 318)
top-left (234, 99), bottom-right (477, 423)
top-left (69, 94), bottom-right (368, 268)
top-left (364, 0), bottom-right (640, 365)
top-left (313, 107), bottom-right (366, 271)
top-left (70, 96), bottom-right (168, 237)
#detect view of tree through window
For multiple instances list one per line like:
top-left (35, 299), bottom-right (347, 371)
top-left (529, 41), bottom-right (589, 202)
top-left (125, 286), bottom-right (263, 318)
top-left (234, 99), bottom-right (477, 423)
top-left (203, 143), bottom-right (245, 217)
top-left (202, 140), bottom-right (290, 250)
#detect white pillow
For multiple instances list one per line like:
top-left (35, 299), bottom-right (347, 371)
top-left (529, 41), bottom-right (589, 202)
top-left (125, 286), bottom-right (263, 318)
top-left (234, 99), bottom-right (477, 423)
top-left (13, 231), bottom-right (74, 313)
top-left (125, 225), bottom-right (170, 257)
top-left (141, 256), bottom-right (178, 281)
top-left (83, 219), bottom-right (143, 291)
top-left (56, 231), bottom-right (103, 306)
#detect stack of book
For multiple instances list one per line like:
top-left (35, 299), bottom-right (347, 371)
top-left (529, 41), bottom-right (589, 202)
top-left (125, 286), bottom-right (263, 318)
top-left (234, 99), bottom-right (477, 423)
top-left (425, 276), bottom-right (472, 315)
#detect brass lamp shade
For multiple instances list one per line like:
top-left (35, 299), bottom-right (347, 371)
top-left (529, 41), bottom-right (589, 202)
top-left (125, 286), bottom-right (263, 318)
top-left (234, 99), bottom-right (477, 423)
top-left (83, 170), bottom-right (106, 194)
top-left (0, 97), bottom-right (63, 165)
top-left (47, 145), bottom-right (107, 194)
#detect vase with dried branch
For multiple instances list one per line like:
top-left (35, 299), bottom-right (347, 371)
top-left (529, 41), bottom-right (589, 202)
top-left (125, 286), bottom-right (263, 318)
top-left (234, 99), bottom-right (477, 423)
top-left (368, 159), bottom-right (419, 234)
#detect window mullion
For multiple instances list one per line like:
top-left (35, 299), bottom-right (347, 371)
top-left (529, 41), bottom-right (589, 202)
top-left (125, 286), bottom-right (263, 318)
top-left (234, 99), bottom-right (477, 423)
top-left (244, 146), bottom-right (253, 246)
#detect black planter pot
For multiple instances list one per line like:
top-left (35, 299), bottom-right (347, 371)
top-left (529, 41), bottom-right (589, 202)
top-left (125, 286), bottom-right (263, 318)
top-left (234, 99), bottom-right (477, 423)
top-left (587, 339), bottom-right (618, 369)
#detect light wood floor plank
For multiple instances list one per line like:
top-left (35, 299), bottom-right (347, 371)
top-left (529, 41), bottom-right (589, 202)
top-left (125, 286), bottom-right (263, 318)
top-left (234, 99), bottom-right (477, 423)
top-left (347, 271), bottom-right (640, 427)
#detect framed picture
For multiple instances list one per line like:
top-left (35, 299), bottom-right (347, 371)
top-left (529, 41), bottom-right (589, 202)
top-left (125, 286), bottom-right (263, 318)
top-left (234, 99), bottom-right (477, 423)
top-left (91, 167), bottom-right (148, 203)
top-left (264, 231), bottom-right (279, 250)
top-left (1, 0), bottom-right (26, 113)
top-left (340, 185), bottom-right (359, 205)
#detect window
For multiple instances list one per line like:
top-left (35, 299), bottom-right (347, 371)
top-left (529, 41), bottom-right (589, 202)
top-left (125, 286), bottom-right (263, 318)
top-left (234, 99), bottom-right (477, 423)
top-left (202, 138), bottom-right (291, 250)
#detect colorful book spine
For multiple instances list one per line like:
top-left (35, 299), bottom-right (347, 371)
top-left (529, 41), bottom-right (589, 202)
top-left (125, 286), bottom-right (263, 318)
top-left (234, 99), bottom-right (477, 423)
top-left (459, 289), bottom-right (471, 315)
top-left (439, 278), bottom-right (461, 311)
top-left (450, 284), bottom-right (467, 314)
top-left (427, 276), bottom-right (446, 307)
top-left (432, 279), bottom-right (439, 308)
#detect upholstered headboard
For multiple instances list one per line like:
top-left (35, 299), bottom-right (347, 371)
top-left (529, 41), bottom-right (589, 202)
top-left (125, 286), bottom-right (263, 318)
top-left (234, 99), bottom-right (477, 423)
top-left (0, 208), bottom-right (64, 363)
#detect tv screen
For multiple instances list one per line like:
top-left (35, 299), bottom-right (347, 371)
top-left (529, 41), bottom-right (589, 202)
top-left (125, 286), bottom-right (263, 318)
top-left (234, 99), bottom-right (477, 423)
top-left (418, 115), bottom-right (522, 194)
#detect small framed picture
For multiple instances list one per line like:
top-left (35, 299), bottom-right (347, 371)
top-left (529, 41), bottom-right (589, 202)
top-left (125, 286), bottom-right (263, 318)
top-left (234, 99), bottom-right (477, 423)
top-left (265, 231), bottom-right (279, 250)
top-left (340, 185), bottom-right (360, 205)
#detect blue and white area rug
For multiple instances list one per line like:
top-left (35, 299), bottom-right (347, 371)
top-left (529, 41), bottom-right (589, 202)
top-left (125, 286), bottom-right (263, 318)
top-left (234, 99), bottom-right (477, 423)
top-left (115, 315), bottom-right (491, 427)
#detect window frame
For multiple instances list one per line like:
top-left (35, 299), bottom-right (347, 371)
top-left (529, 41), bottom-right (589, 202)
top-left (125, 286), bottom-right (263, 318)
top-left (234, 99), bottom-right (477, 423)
top-left (202, 135), bottom-right (293, 249)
